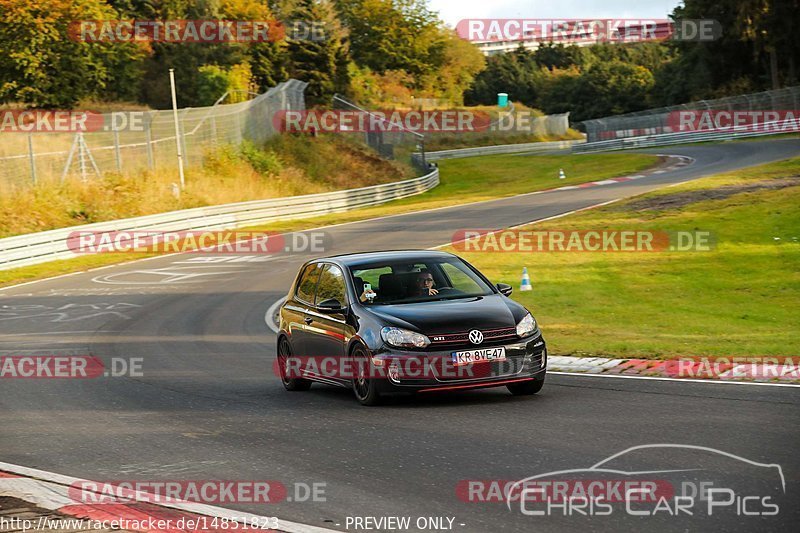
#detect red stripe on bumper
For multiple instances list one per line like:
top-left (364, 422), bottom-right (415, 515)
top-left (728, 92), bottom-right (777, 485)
top-left (417, 377), bottom-right (535, 393)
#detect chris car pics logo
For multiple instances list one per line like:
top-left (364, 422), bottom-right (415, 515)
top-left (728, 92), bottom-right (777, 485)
top-left (504, 444), bottom-right (785, 518)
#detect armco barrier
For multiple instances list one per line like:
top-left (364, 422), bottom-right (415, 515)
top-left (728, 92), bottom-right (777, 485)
top-left (423, 140), bottom-right (584, 161)
top-left (0, 166), bottom-right (439, 271)
top-left (572, 122), bottom-right (793, 153)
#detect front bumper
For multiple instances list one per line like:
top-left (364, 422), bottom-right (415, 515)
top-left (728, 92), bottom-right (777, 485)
top-left (371, 334), bottom-right (547, 393)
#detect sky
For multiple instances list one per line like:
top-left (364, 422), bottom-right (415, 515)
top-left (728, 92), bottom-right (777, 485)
top-left (427, 0), bottom-right (682, 28)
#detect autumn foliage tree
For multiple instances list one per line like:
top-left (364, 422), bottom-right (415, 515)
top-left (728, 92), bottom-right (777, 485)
top-left (0, 0), bottom-right (146, 108)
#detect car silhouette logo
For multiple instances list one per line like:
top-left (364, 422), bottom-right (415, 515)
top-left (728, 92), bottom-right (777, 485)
top-left (469, 330), bottom-right (484, 344)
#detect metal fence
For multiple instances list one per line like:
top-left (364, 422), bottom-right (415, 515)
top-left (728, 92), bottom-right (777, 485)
top-left (331, 95), bottom-right (572, 170)
top-left (0, 166), bottom-right (439, 270)
top-left (426, 139), bottom-right (583, 161)
top-left (580, 85), bottom-right (800, 142)
top-left (425, 108), bottom-right (571, 153)
top-left (332, 94), bottom-right (428, 172)
top-left (0, 79), bottom-right (308, 188)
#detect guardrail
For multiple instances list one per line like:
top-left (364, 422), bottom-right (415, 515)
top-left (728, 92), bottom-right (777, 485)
top-left (0, 166), bottom-right (439, 271)
top-left (572, 122), bottom-right (793, 153)
top-left (422, 139), bottom-right (584, 161)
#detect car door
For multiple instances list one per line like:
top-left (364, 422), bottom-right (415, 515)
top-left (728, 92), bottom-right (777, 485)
top-left (286, 262), bottom-right (324, 357)
top-left (304, 263), bottom-right (348, 382)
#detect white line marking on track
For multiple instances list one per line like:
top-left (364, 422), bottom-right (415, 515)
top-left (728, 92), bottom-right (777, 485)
top-left (0, 330), bottom-right (116, 337)
top-left (550, 371), bottom-right (800, 388)
top-left (265, 297), bottom-right (286, 334)
top-left (0, 461), bottom-right (339, 533)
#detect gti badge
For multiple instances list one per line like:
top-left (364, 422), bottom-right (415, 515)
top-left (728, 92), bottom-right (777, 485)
top-left (468, 329), bottom-right (484, 345)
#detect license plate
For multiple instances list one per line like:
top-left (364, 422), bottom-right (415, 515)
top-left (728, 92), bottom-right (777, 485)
top-left (451, 347), bottom-right (507, 366)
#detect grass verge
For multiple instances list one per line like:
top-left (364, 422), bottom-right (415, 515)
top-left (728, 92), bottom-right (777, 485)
top-left (447, 157), bottom-right (800, 359)
top-left (0, 151), bottom-right (657, 288)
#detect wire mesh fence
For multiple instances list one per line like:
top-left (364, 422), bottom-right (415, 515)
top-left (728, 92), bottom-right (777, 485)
top-left (330, 95), bottom-right (571, 170)
top-left (425, 106), bottom-right (571, 151)
top-left (580, 85), bottom-right (800, 142)
top-left (331, 94), bottom-right (428, 172)
top-left (0, 79), bottom-right (308, 189)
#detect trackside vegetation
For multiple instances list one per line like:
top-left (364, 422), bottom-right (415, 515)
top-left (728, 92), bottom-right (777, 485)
top-left (0, 151), bottom-right (657, 287)
top-left (456, 158), bottom-right (800, 359)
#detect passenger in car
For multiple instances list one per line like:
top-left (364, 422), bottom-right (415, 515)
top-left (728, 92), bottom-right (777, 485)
top-left (356, 276), bottom-right (377, 303)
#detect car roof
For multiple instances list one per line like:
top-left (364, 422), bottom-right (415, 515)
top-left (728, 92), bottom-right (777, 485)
top-left (315, 250), bottom-right (459, 267)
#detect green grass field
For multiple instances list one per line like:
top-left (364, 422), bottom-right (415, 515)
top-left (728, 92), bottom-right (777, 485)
top-left (451, 157), bottom-right (800, 359)
top-left (0, 151), bottom-right (656, 287)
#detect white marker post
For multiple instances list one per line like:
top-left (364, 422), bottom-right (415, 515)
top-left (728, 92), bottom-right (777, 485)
top-left (169, 69), bottom-right (185, 190)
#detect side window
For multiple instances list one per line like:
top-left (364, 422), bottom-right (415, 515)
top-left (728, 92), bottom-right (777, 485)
top-left (353, 266), bottom-right (392, 289)
top-left (315, 264), bottom-right (347, 306)
top-left (441, 262), bottom-right (480, 292)
top-left (296, 263), bottom-right (322, 304)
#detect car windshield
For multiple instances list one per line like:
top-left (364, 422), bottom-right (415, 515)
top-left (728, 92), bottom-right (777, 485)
top-left (350, 257), bottom-right (494, 305)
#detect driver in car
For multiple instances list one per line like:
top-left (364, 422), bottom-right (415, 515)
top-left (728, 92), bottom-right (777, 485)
top-left (409, 271), bottom-right (439, 297)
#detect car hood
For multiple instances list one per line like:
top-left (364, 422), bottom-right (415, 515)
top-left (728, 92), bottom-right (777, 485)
top-left (365, 295), bottom-right (527, 335)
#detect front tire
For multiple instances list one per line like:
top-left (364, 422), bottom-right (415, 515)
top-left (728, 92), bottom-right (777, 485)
top-left (277, 337), bottom-right (311, 391)
top-left (351, 345), bottom-right (382, 406)
top-left (507, 375), bottom-right (545, 395)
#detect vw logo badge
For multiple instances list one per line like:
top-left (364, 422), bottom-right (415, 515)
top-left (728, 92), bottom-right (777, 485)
top-left (468, 330), bottom-right (484, 345)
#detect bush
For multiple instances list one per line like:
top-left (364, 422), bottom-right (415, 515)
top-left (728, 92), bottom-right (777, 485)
top-left (239, 140), bottom-right (283, 176)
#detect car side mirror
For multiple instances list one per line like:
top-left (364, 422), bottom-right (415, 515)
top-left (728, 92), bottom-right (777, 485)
top-left (496, 283), bottom-right (513, 296)
top-left (317, 298), bottom-right (346, 312)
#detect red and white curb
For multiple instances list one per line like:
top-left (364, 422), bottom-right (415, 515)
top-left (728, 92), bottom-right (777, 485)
top-left (551, 155), bottom-right (694, 192)
top-left (0, 462), bottom-right (338, 533)
top-left (548, 355), bottom-right (800, 386)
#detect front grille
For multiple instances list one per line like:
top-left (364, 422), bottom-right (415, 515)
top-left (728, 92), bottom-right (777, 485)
top-left (395, 348), bottom-right (544, 386)
top-left (434, 356), bottom-right (524, 381)
top-left (428, 327), bottom-right (517, 348)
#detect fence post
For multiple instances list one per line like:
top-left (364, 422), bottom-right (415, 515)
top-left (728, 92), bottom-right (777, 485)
top-left (234, 107), bottom-right (243, 145)
top-left (181, 108), bottom-right (190, 167)
top-left (169, 68), bottom-right (185, 189)
top-left (78, 133), bottom-right (87, 182)
top-left (145, 112), bottom-right (154, 170)
top-left (113, 129), bottom-right (122, 171)
top-left (27, 133), bottom-right (37, 185)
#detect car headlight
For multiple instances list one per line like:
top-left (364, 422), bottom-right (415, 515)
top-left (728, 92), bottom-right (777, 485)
top-left (381, 327), bottom-right (431, 348)
top-left (516, 313), bottom-right (537, 338)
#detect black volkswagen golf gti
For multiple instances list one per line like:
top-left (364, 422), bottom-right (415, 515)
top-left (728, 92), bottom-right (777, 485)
top-left (277, 250), bottom-right (547, 405)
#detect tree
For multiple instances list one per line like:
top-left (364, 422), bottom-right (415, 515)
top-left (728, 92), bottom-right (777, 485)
top-left (665, 0), bottom-right (799, 96)
top-left (336, 0), bottom-right (442, 80)
top-left (538, 61), bottom-right (655, 121)
top-left (287, 0), bottom-right (350, 105)
top-left (464, 46), bottom-right (542, 106)
top-left (0, 0), bottom-right (146, 108)
top-left (533, 43), bottom-right (586, 71)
